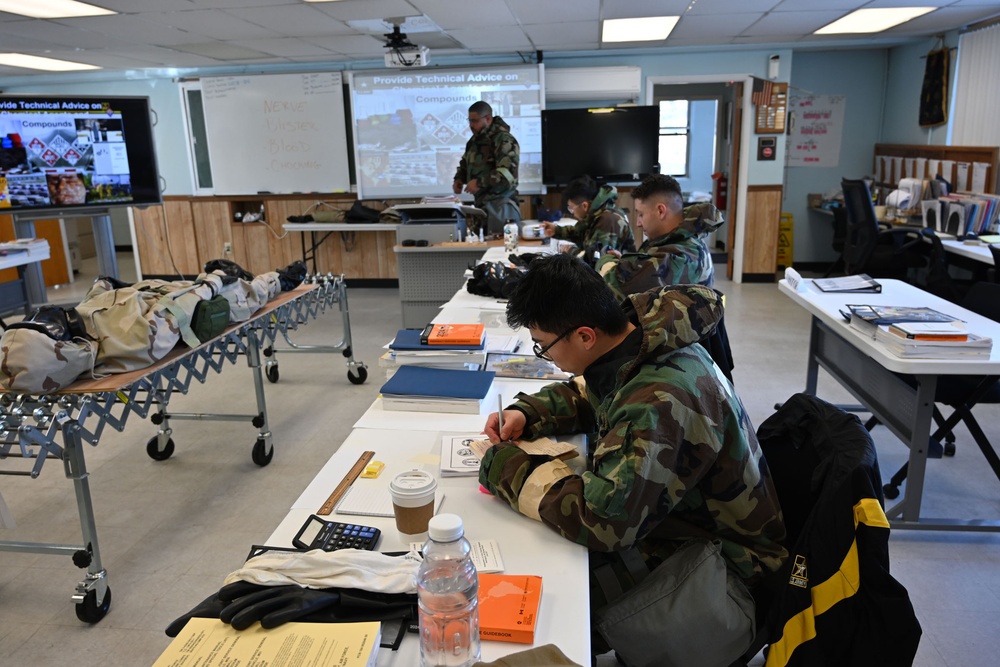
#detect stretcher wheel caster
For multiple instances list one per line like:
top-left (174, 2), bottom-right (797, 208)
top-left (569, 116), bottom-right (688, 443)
top-left (347, 367), bottom-right (368, 385)
top-left (252, 437), bottom-right (273, 466)
top-left (75, 587), bottom-right (112, 624)
top-left (944, 441), bottom-right (956, 456)
top-left (263, 346), bottom-right (274, 358)
top-left (883, 483), bottom-right (900, 500)
top-left (72, 549), bottom-right (92, 568)
top-left (146, 437), bottom-right (175, 461)
top-left (266, 364), bottom-right (279, 383)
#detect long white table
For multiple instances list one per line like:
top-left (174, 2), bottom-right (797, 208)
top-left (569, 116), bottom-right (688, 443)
top-left (779, 277), bottom-right (1000, 531)
top-left (262, 242), bottom-right (592, 663)
top-left (941, 239), bottom-right (993, 265)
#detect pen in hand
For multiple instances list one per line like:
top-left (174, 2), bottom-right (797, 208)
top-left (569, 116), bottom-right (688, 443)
top-left (497, 393), bottom-right (504, 442)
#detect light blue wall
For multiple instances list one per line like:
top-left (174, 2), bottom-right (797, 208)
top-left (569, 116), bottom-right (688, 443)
top-left (880, 33), bottom-right (959, 145)
top-left (784, 49), bottom-right (889, 263)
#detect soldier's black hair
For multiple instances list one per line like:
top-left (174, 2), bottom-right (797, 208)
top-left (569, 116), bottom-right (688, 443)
top-left (506, 254), bottom-right (629, 335)
top-left (469, 101), bottom-right (493, 117)
top-left (563, 175), bottom-right (599, 207)
top-left (631, 174), bottom-right (684, 213)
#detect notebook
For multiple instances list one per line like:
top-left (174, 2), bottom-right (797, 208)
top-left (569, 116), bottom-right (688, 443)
top-left (334, 484), bottom-right (445, 518)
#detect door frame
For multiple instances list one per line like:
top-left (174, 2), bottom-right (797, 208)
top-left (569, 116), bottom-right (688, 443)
top-left (646, 74), bottom-right (755, 282)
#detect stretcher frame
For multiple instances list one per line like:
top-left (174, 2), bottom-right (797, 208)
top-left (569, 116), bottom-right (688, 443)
top-left (0, 276), bottom-right (367, 623)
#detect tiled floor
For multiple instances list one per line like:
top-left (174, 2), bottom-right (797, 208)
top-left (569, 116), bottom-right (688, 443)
top-left (2, 267), bottom-right (999, 666)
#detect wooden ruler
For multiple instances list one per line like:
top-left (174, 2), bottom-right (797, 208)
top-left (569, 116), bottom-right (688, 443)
top-left (317, 450), bottom-right (375, 515)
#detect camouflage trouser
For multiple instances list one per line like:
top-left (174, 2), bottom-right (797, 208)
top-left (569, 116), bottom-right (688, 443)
top-left (480, 196), bottom-right (521, 236)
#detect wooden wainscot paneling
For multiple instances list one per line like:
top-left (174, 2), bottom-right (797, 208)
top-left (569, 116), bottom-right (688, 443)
top-left (265, 198), bottom-right (319, 271)
top-left (190, 200), bottom-right (233, 266)
top-left (743, 185), bottom-right (782, 280)
top-left (132, 200), bottom-right (200, 277)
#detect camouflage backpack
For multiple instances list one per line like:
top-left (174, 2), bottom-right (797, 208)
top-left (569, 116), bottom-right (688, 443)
top-left (0, 306), bottom-right (97, 392)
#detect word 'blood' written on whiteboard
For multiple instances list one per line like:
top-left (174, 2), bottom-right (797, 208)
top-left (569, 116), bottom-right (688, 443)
top-left (92, 142), bottom-right (129, 175)
top-left (201, 72), bottom-right (350, 194)
top-left (787, 95), bottom-right (846, 168)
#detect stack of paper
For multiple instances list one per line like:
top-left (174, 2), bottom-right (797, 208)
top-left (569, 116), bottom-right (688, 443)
top-left (440, 434), bottom-right (486, 476)
top-left (379, 365), bottom-right (495, 414)
top-left (845, 304), bottom-right (955, 337)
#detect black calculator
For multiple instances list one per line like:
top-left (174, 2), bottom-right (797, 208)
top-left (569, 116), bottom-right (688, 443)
top-left (292, 514), bottom-right (381, 552)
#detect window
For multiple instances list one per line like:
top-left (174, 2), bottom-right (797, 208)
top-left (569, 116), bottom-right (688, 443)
top-left (658, 100), bottom-right (689, 177)
top-left (179, 81), bottom-right (213, 193)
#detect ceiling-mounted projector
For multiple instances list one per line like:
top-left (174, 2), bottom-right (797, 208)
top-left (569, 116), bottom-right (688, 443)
top-left (384, 44), bottom-right (430, 67)
top-left (383, 24), bottom-right (430, 67)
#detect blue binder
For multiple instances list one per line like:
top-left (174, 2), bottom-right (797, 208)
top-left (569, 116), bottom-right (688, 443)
top-left (389, 329), bottom-right (485, 351)
top-left (380, 366), bottom-right (495, 399)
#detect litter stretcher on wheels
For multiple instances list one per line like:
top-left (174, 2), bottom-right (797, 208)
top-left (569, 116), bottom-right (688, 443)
top-left (0, 276), bottom-right (367, 624)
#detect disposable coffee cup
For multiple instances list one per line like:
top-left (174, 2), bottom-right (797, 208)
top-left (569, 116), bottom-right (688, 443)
top-left (388, 470), bottom-right (437, 539)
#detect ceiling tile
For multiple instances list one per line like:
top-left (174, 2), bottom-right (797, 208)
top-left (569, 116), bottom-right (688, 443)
top-left (149, 10), bottom-right (279, 40)
top-left (602, 0), bottom-right (690, 20)
top-left (175, 0), bottom-right (299, 8)
top-left (742, 10), bottom-right (846, 36)
top-left (524, 21), bottom-right (597, 46)
top-left (675, 14), bottom-right (763, 38)
top-left (233, 37), bottom-right (338, 58)
top-left (770, 0), bottom-right (864, 9)
top-left (88, 0), bottom-right (198, 11)
top-left (409, 0), bottom-right (517, 30)
top-left (53, 15), bottom-right (204, 46)
top-left (0, 20), bottom-right (123, 50)
top-left (886, 6), bottom-right (1000, 34)
top-left (450, 26), bottom-right (533, 50)
top-left (171, 41), bottom-right (276, 60)
top-left (222, 4), bottom-right (352, 37)
top-left (505, 0), bottom-right (599, 24)
top-left (302, 34), bottom-right (387, 56)
top-left (685, 0), bottom-right (783, 14)
top-left (311, 0), bottom-right (422, 22)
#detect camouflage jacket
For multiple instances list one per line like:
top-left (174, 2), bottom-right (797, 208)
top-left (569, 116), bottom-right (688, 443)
top-left (479, 284), bottom-right (787, 582)
top-left (454, 116), bottom-right (519, 207)
top-left (553, 185), bottom-right (636, 253)
top-left (596, 202), bottom-right (723, 299)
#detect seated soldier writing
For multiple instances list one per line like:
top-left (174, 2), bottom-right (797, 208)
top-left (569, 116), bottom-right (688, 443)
top-left (478, 254), bottom-right (786, 665)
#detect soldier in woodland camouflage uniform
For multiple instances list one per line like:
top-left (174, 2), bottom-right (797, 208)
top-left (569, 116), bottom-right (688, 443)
top-left (453, 101), bottom-right (520, 236)
top-left (597, 174), bottom-right (723, 297)
top-left (478, 254), bottom-right (786, 657)
top-left (540, 175), bottom-right (635, 255)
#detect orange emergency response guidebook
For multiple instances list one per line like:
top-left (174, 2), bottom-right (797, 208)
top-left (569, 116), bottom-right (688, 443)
top-left (478, 573), bottom-right (543, 644)
top-left (421, 322), bottom-right (486, 346)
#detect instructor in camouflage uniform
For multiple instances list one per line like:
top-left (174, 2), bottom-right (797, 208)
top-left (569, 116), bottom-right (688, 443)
top-left (540, 175), bottom-right (635, 255)
top-left (597, 173), bottom-right (723, 296)
top-left (478, 254), bottom-right (786, 662)
top-left (453, 101), bottom-right (520, 236)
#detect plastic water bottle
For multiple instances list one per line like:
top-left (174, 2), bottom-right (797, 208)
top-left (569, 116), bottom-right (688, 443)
top-left (503, 219), bottom-right (518, 252)
top-left (418, 514), bottom-right (480, 667)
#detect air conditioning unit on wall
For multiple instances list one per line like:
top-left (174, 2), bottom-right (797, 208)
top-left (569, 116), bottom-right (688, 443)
top-left (545, 66), bottom-right (642, 102)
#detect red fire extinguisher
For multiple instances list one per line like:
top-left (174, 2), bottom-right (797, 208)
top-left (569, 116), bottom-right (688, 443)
top-left (711, 172), bottom-right (728, 210)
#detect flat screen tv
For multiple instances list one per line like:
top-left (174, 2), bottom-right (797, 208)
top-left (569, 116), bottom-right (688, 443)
top-left (542, 106), bottom-right (659, 186)
top-left (0, 95), bottom-right (161, 216)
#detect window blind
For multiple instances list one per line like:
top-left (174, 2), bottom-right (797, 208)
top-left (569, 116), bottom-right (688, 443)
top-left (952, 22), bottom-right (1000, 146)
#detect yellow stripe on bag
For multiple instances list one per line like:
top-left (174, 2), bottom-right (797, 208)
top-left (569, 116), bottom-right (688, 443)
top-left (765, 498), bottom-right (889, 667)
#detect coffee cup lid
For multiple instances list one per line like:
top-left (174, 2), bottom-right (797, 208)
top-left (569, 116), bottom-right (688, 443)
top-left (389, 469), bottom-right (436, 497)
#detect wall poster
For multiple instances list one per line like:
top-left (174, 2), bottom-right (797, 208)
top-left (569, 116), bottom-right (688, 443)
top-left (787, 94), bottom-right (846, 167)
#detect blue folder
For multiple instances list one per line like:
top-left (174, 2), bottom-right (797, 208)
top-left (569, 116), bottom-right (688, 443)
top-left (389, 329), bottom-right (485, 351)
top-left (380, 365), bottom-right (495, 399)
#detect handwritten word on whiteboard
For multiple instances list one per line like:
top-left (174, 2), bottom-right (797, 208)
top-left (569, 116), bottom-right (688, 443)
top-left (787, 95), bottom-right (846, 168)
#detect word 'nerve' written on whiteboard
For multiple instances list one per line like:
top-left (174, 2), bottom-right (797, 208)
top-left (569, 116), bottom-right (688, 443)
top-left (263, 97), bottom-right (321, 173)
top-left (787, 94), bottom-right (846, 168)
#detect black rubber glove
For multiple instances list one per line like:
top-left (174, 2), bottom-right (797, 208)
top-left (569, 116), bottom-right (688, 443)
top-left (219, 584), bottom-right (342, 630)
top-left (165, 580), bottom-right (267, 637)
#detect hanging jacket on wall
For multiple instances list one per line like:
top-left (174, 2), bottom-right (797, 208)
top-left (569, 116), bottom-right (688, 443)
top-left (755, 394), bottom-right (921, 667)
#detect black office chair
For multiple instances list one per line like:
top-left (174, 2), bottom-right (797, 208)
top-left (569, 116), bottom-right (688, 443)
top-left (920, 231), bottom-right (971, 304)
top-left (989, 244), bottom-right (1000, 283)
top-left (841, 178), bottom-right (929, 279)
top-left (881, 281), bottom-right (1000, 499)
top-left (822, 205), bottom-right (848, 277)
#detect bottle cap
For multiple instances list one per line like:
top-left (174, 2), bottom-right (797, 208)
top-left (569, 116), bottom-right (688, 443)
top-left (428, 513), bottom-right (464, 542)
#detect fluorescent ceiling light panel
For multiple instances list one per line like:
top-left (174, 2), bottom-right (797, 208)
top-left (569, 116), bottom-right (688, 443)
top-left (816, 7), bottom-right (936, 34)
top-left (0, 53), bottom-right (100, 71)
top-left (0, 0), bottom-right (115, 18)
top-left (602, 16), bottom-right (679, 43)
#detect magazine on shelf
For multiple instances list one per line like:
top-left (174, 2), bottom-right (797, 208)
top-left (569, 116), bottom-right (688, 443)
top-left (813, 274), bottom-right (882, 293)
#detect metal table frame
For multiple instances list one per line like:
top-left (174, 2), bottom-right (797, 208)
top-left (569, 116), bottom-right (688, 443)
top-left (0, 276), bottom-right (367, 623)
top-left (781, 278), bottom-right (1000, 533)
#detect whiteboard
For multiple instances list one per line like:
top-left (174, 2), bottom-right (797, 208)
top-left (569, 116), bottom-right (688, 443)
top-left (201, 72), bottom-right (350, 194)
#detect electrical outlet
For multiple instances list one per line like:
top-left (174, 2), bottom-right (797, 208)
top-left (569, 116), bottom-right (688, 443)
top-left (223, 242), bottom-right (233, 255)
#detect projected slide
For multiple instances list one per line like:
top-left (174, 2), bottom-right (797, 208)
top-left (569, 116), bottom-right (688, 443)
top-left (350, 64), bottom-right (543, 199)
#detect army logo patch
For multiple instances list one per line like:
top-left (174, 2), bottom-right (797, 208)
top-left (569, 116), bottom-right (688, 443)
top-left (789, 555), bottom-right (808, 589)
